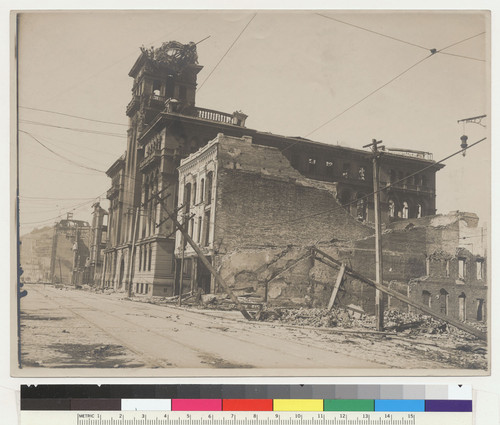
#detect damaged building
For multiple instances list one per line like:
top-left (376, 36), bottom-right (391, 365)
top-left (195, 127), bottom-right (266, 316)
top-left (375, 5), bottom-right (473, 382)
top-left (99, 40), bottom-right (487, 326)
top-left (102, 40), bottom-right (445, 299)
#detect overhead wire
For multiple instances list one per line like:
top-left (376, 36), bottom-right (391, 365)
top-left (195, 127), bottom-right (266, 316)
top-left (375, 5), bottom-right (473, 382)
top-left (280, 30), bottom-right (487, 152)
top-left (315, 13), bottom-right (430, 51)
top-left (197, 13), bottom-right (256, 92)
top-left (19, 106), bottom-right (128, 126)
top-left (19, 120), bottom-right (126, 138)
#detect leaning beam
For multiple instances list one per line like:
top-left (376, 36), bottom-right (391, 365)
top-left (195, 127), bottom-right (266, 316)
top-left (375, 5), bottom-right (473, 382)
top-left (313, 248), bottom-right (486, 341)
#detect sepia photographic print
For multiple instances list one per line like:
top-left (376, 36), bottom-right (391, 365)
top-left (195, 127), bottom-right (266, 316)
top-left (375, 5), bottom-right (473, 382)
top-left (12, 10), bottom-right (491, 376)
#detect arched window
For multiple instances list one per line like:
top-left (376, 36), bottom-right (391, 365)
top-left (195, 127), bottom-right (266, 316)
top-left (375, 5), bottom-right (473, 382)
top-left (192, 182), bottom-right (197, 205)
top-left (402, 201), bottom-right (409, 219)
top-left (206, 171), bottom-right (213, 202)
top-left (388, 200), bottom-right (395, 218)
top-left (184, 183), bottom-right (191, 213)
top-left (200, 178), bottom-right (205, 202)
top-left (439, 289), bottom-right (449, 315)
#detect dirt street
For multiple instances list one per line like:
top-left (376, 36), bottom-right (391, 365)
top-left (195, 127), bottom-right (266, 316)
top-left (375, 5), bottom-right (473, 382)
top-left (19, 284), bottom-right (486, 371)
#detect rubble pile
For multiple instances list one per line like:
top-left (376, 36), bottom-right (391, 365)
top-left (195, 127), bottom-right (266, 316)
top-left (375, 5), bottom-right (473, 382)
top-left (257, 306), bottom-right (368, 328)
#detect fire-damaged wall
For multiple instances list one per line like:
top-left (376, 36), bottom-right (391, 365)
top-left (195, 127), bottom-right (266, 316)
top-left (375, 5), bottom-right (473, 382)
top-left (214, 212), bottom-right (487, 323)
top-left (212, 135), bottom-right (374, 252)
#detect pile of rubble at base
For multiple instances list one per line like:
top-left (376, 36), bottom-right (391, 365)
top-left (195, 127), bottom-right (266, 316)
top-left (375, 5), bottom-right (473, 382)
top-left (257, 306), bottom-right (486, 339)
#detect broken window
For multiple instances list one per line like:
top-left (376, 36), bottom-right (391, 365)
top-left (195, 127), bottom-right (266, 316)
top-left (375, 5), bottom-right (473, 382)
top-left (184, 183), bottom-right (191, 213)
top-left (308, 158), bottom-right (317, 174)
top-left (416, 204), bottom-right (422, 218)
top-left (388, 200), bottom-right (395, 218)
top-left (152, 80), bottom-right (161, 96)
top-left (197, 218), bottom-right (202, 244)
top-left (204, 211), bottom-right (211, 246)
top-left (402, 201), bottom-right (409, 219)
top-left (206, 171), bottom-right (213, 202)
top-left (422, 290), bottom-right (431, 307)
top-left (458, 258), bottom-right (466, 280)
top-left (476, 259), bottom-right (484, 280)
top-left (358, 166), bottom-right (366, 180)
top-left (179, 85), bottom-right (187, 101)
top-left (148, 244), bottom-right (152, 271)
top-left (356, 195), bottom-right (367, 222)
top-left (439, 289), bottom-right (449, 315)
top-left (458, 292), bottom-right (467, 321)
top-left (200, 178), bottom-right (205, 202)
top-left (342, 163), bottom-right (350, 179)
top-left (477, 299), bottom-right (484, 321)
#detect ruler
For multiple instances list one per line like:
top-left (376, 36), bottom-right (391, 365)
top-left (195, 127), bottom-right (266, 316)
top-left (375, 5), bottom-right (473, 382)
top-left (20, 411), bottom-right (473, 425)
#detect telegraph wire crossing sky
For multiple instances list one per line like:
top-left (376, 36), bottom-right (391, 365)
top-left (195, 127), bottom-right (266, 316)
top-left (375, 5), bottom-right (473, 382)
top-left (16, 11), bottom-right (489, 234)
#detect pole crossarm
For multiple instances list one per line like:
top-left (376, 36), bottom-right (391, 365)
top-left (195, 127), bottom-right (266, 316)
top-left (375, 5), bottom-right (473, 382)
top-left (312, 248), bottom-right (487, 341)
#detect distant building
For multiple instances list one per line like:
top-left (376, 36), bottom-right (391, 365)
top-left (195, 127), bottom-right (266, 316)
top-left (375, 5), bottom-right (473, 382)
top-left (102, 40), bottom-right (444, 297)
top-left (89, 202), bottom-right (108, 285)
top-left (20, 214), bottom-right (91, 285)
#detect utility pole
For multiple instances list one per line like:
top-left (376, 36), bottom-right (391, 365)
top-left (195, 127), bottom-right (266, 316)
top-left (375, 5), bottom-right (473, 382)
top-left (58, 258), bottom-right (63, 285)
top-left (152, 192), bottom-right (253, 320)
top-left (127, 207), bottom-right (140, 298)
top-left (178, 213), bottom-right (186, 307)
top-left (363, 139), bottom-right (384, 331)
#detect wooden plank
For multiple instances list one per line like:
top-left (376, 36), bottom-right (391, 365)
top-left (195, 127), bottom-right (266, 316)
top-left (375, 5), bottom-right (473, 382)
top-left (313, 248), bottom-right (487, 341)
top-left (327, 263), bottom-right (345, 311)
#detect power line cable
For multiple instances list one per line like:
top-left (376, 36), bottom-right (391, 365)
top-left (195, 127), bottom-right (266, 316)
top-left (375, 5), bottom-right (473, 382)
top-left (301, 53), bottom-right (433, 140)
top-left (19, 120), bottom-right (126, 138)
top-left (19, 130), bottom-right (107, 173)
top-left (19, 106), bottom-right (128, 126)
top-left (197, 13), bottom-right (256, 93)
top-left (316, 13), bottom-right (430, 51)
top-left (438, 51), bottom-right (486, 62)
top-left (288, 30), bottom-right (487, 146)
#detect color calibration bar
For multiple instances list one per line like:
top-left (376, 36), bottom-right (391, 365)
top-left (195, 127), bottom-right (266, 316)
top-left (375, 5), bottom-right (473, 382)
top-left (21, 398), bottom-right (472, 412)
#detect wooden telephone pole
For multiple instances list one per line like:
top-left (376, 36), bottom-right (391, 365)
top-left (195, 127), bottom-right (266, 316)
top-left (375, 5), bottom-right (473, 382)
top-left (363, 139), bottom-right (385, 331)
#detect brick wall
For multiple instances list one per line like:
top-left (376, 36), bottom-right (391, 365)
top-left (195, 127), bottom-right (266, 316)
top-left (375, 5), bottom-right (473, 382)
top-left (214, 169), bottom-right (373, 252)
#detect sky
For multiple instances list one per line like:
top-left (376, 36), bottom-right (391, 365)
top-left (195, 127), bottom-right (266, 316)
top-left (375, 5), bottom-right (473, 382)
top-left (15, 10), bottom-right (490, 234)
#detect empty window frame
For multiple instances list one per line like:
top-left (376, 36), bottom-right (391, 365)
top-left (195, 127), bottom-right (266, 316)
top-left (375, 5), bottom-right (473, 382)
top-left (206, 171), bottom-right (213, 202)
top-left (388, 200), bottom-right (395, 218)
top-left (402, 201), bottom-right (409, 219)
top-left (422, 290), bottom-right (431, 307)
top-left (192, 182), bottom-right (197, 205)
top-left (458, 258), bottom-right (466, 279)
top-left (476, 259), bottom-right (484, 280)
top-left (342, 163), bottom-right (350, 179)
top-left (458, 292), bottom-right (467, 321)
top-left (148, 244), bottom-right (152, 271)
top-left (325, 160), bottom-right (334, 178)
top-left (308, 158), bottom-right (317, 174)
top-left (204, 211), bottom-right (211, 246)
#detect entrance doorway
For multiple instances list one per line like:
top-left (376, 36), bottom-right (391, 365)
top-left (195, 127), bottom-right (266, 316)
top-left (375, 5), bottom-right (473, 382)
top-left (197, 257), bottom-right (212, 294)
